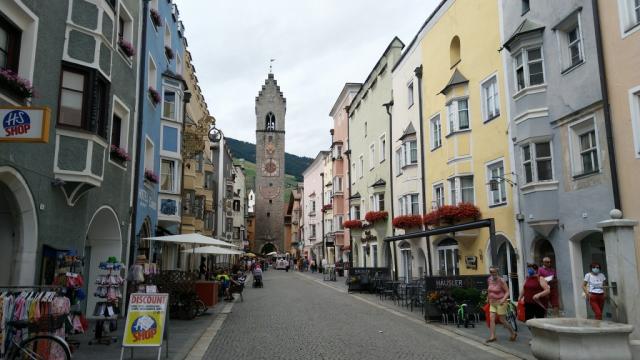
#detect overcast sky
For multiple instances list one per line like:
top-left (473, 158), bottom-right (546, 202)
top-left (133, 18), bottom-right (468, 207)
top-left (175, 1), bottom-right (440, 158)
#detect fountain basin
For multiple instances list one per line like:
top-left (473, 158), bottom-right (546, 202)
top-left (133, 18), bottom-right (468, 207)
top-left (527, 318), bottom-right (634, 360)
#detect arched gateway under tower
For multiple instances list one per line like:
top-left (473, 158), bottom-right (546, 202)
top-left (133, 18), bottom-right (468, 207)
top-left (254, 73), bottom-right (286, 253)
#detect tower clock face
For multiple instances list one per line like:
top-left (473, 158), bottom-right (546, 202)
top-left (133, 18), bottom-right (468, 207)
top-left (262, 159), bottom-right (279, 176)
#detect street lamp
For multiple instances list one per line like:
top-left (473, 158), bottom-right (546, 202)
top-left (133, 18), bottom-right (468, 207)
top-left (208, 126), bottom-right (223, 143)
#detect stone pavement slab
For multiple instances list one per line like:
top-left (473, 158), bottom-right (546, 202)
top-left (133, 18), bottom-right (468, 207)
top-left (204, 269), bottom-right (521, 360)
top-left (298, 271), bottom-right (534, 359)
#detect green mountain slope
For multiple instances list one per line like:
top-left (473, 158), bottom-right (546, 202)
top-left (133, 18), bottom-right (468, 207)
top-left (225, 137), bottom-right (313, 181)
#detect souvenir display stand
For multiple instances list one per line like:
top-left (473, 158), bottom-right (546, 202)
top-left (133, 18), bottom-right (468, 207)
top-left (89, 259), bottom-right (124, 345)
top-left (53, 253), bottom-right (88, 350)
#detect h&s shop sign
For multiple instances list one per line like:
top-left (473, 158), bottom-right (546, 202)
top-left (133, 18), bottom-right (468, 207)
top-left (0, 106), bottom-right (50, 143)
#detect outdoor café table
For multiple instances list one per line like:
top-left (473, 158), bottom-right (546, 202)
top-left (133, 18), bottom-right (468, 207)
top-left (382, 281), bottom-right (401, 301)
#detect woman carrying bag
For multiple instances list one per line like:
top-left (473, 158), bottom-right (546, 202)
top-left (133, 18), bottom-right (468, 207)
top-left (519, 263), bottom-right (550, 320)
top-left (486, 266), bottom-right (517, 343)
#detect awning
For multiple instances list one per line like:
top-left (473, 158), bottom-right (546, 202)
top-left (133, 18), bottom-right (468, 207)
top-left (181, 245), bottom-right (244, 255)
top-left (144, 233), bottom-right (239, 248)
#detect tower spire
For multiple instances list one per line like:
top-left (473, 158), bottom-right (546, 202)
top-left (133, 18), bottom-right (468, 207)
top-left (269, 58), bottom-right (275, 74)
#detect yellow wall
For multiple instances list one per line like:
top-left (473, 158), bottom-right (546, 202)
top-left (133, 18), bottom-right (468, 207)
top-left (420, 0), bottom-right (516, 275)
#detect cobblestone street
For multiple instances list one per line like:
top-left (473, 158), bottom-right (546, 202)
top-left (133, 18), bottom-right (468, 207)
top-left (203, 270), bottom-right (520, 360)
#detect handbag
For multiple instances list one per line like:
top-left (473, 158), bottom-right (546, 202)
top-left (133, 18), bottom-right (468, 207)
top-left (517, 298), bottom-right (526, 322)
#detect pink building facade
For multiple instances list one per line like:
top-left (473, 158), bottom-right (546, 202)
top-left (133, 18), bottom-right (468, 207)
top-left (302, 151), bottom-right (330, 265)
top-left (329, 84), bottom-right (361, 265)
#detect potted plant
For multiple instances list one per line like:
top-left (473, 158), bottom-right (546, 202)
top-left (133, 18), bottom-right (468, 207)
top-left (0, 68), bottom-right (34, 101)
top-left (150, 8), bottom-right (163, 27)
top-left (164, 46), bottom-right (174, 60)
top-left (343, 220), bottom-right (363, 229)
top-left (392, 215), bottom-right (423, 229)
top-left (148, 86), bottom-right (161, 105)
top-left (455, 203), bottom-right (481, 222)
top-left (144, 169), bottom-right (159, 183)
top-left (437, 205), bottom-right (458, 225)
top-left (118, 39), bottom-right (135, 58)
top-left (110, 145), bottom-right (131, 163)
top-left (364, 211), bottom-right (388, 223)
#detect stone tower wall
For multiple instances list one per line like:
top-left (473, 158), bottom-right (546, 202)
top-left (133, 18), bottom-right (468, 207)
top-left (254, 74), bottom-right (286, 253)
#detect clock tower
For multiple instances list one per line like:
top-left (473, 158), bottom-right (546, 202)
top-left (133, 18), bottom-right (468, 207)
top-left (254, 73), bottom-right (286, 254)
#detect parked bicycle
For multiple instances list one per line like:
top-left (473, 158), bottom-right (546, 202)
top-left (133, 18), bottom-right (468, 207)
top-left (505, 300), bottom-right (518, 332)
top-left (456, 302), bottom-right (475, 328)
top-left (6, 314), bottom-right (72, 360)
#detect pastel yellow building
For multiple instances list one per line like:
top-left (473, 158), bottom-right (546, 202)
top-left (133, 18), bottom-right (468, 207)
top-left (418, 0), bottom-right (519, 290)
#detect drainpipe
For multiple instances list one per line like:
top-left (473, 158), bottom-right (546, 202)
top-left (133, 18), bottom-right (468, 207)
top-left (128, 0), bottom-right (150, 268)
top-left (345, 106), bottom-right (353, 271)
top-left (179, 90), bottom-right (191, 236)
top-left (414, 65), bottom-right (433, 277)
top-left (592, 0), bottom-right (621, 210)
top-left (320, 172), bottom-right (325, 260)
top-left (383, 100), bottom-right (398, 280)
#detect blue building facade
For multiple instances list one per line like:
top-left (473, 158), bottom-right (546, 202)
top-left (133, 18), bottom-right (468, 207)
top-left (133, 0), bottom-right (187, 265)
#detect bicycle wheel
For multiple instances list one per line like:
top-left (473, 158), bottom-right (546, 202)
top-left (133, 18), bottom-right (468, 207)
top-left (506, 311), bottom-right (518, 332)
top-left (195, 299), bottom-right (208, 316)
top-left (9, 335), bottom-right (71, 360)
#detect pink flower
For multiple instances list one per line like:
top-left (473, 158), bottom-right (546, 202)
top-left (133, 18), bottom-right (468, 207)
top-left (148, 87), bottom-right (161, 105)
top-left (110, 145), bottom-right (131, 161)
top-left (0, 68), bottom-right (34, 99)
top-left (150, 8), bottom-right (163, 27)
top-left (118, 39), bottom-right (135, 57)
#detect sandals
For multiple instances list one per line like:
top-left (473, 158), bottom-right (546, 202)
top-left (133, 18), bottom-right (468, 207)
top-left (485, 338), bottom-right (497, 343)
top-left (510, 333), bottom-right (518, 342)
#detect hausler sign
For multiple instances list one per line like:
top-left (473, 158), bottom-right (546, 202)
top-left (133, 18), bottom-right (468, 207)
top-left (0, 106), bottom-right (50, 143)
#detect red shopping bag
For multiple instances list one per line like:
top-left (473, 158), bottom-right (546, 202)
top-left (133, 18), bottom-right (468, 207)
top-left (517, 299), bottom-right (526, 322)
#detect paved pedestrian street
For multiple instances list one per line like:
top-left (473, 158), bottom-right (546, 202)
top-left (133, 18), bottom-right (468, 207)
top-left (202, 271), bottom-right (519, 360)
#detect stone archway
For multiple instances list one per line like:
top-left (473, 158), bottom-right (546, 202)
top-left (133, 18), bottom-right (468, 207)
top-left (85, 206), bottom-right (122, 318)
top-left (0, 166), bottom-right (37, 285)
top-left (260, 242), bottom-right (278, 255)
top-left (532, 237), bottom-right (555, 265)
top-left (495, 235), bottom-right (519, 299)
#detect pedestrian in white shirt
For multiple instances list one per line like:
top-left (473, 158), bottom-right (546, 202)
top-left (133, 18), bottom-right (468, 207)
top-left (583, 262), bottom-right (606, 320)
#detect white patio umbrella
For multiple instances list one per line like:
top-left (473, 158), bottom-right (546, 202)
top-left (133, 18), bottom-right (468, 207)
top-left (144, 233), bottom-right (239, 248)
top-left (144, 233), bottom-right (240, 270)
top-left (181, 245), bottom-right (244, 255)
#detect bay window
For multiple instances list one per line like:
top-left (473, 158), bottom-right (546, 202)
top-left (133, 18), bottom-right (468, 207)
top-left (58, 64), bottom-right (109, 138)
top-left (402, 140), bottom-right (418, 166)
top-left (522, 141), bottom-right (553, 183)
top-left (514, 47), bottom-right (545, 92)
top-left (447, 98), bottom-right (469, 133)
top-left (160, 159), bottom-right (178, 192)
top-left (487, 161), bottom-right (507, 206)
top-left (448, 175), bottom-right (474, 204)
top-left (162, 89), bottom-right (176, 120)
top-left (370, 193), bottom-right (385, 212)
top-left (399, 194), bottom-right (420, 215)
top-left (350, 205), bottom-right (361, 220)
top-left (433, 183), bottom-right (445, 208)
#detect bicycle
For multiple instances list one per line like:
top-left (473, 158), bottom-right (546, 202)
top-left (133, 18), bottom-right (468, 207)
top-left (505, 301), bottom-right (518, 332)
top-left (456, 302), bottom-right (475, 328)
top-left (6, 315), bottom-right (72, 360)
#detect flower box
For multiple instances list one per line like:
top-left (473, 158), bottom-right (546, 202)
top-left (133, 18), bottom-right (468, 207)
top-left (165, 46), bottom-right (174, 60)
top-left (322, 204), bottom-right (332, 212)
top-left (150, 8), bottom-right (163, 27)
top-left (343, 220), bottom-right (363, 229)
top-left (392, 215), bottom-right (423, 229)
top-left (423, 203), bottom-right (482, 228)
top-left (423, 211), bottom-right (440, 227)
top-left (0, 69), bottom-right (34, 100)
top-left (110, 145), bottom-right (131, 162)
top-left (455, 202), bottom-right (481, 221)
top-left (364, 211), bottom-right (388, 223)
top-left (118, 39), bottom-right (135, 57)
top-left (144, 169), bottom-right (159, 183)
top-left (148, 87), bottom-right (161, 105)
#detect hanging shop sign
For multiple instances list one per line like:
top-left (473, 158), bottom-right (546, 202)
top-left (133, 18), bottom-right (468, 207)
top-left (0, 106), bottom-right (50, 143)
top-left (122, 293), bottom-right (168, 347)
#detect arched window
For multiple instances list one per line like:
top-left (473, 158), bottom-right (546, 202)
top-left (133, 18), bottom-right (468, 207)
top-left (450, 36), bottom-right (461, 67)
top-left (265, 112), bottom-right (276, 131)
top-left (437, 238), bottom-right (459, 276)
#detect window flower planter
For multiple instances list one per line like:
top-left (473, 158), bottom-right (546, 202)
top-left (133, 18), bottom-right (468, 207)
top-left (150, 8), bottom-right (163, 27)
top-left (144, 169), bottom-right (159, 183)
top-left (110, 145), bottom-right (131, 162)
top-left (148, 87), bottom-right (161, 105)
top-left (164, 46), bottom-right (174, 60)
top-left (455, 202), bottom-right (481, 221)
top-left (118, 39), bottom-right (135, 57)
top-left (423, 203), bottom-right (482, 228)
top-left (392, 215), bottom-right (423, 229)
top-left (365, 211), bottom-right (388, 223)
top-left (322, 204), bottom-right (332, 212)
top-left (343, 220), bottom-right (363, 229)
top-left (0, 69), bottom-right (34, 100)
top-left (423, 211), bottom-right (440, 227)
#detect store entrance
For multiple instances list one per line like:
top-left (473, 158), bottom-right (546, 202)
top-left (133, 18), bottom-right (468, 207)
top-left (0, 167), bottom-right (37, 285)
top-left (85, 207), bottom-right (122, 318)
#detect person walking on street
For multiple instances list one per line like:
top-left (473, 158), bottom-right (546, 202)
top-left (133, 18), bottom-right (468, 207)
top-left (583, 262), bottom-right (607, 320)
top-left (538, 257), bottom-right (559, 316)
top-left (486, 266), bottom-right (517, 343)
top-left (520, 264), bottom-right (550, 320)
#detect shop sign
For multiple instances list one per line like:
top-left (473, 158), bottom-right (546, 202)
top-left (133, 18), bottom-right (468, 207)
top-left (122, 293), bottom-right (168, 347)
top-left (0, 106), bottom-right (50, 143)
top-left (424, 275), bottom-right (488, 291)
